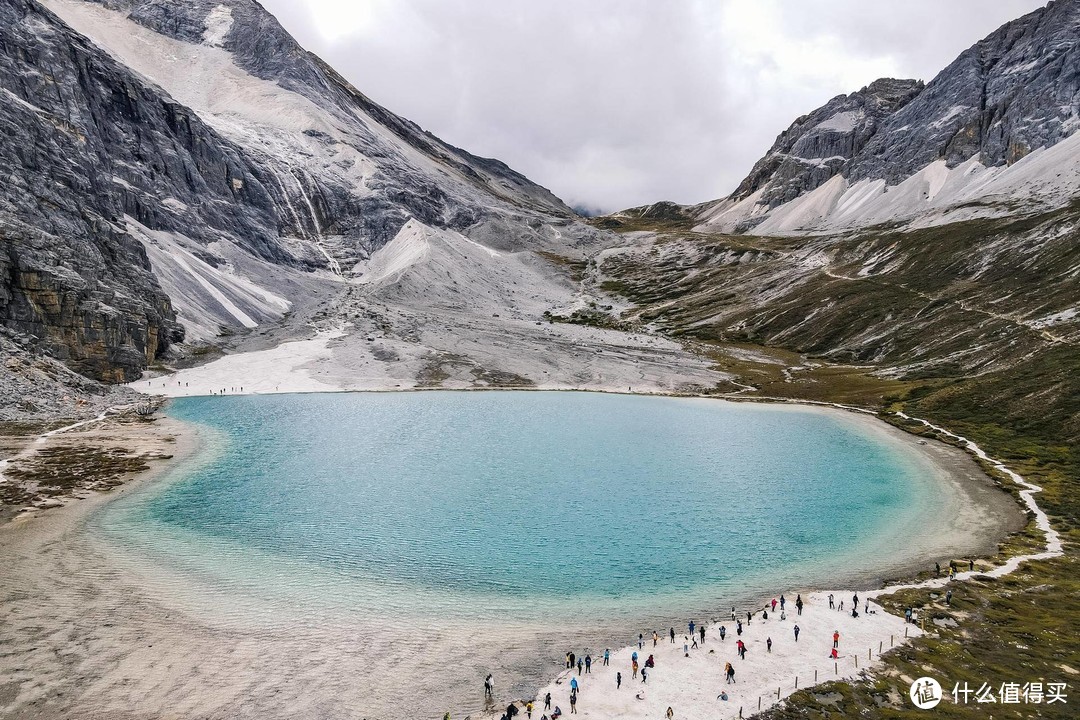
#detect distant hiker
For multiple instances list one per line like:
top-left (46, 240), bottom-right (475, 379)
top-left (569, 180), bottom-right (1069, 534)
top-left (719, 625), bottom-right (726, 641)
top-left (767, 636), bottom-right (773, 653)
top-left (545, 692), bottom-right (552, 710)
top-left (666, 707), bottom-right (674, 719)
top-left (830, 647), bottom-right (839, 660)
top-left (632, 650), bottom-right (638, 664)
top-left (565, 652), bottom-right (571, 669)
top-left (684, 641), bottom-right (689, 657)
top-left (653, 631), bottom-right (659, 647)
top-left (569, 692), bottom-right (576, 714)
top-left (526, 701), bottom-right (533, 718)
top-left (639, 633), bottom-right (644, 649)
top-left (507, 702), bottom-right (519, 718)
top-left (771, 598), bottom-right (778, 612)
top-left (828, 593), bottom-right (835, 609)
top-left (691, 636), bottom-right (698, 650)
top-left (746, 611), bottom-right (752, 624)
top-left (904, 608), bottom-right (912, 623)
top-left (945, 590), bottom-right (953, 605)
top-left (832, 630), bottom-right (840, 648)
top-left (632, 660), bottom-right (638, 679)
top-left (795, 595), bottom-right (803, 615)
top-left (670, 627), bottom-right (676, 643)
top-left (485, 674), bottom-right (493, 698)
top-left (762, 608), bottom-right (769, 620)
top-left (641, 668), bottom-right (648, 683)
top-left (689, 620), bottom-right (695, 636)
top-left (780, 595), bottom-right (786, 611)
top-left (603, 648), bottom-right (610, 666)
top-left (584, 655), bottom-right (591, 673)
top-left (725, 662), bottom-right (736, 683)
top-left (731, 606), bottom-right (736, 621)
top-left (736, 620), bottom-right (743, 636)
top-left (569, 652), bottom-right (576, 668)
top-left (617, 671), bottom-right (622, 689)
top-left (645, 654), bottom-right (654, 668)
top-left (570, 677), bottom-right (578, 693)
top-left (851, 606), bottom-right (859, 618)
top-left (699, 625), bottom-right (706, 643)
top-left (969, 559), bottom-right (975, 572)
top-left (718, 691), bottom-right (729, 701)
top-left (935, 562), bottom-right (941, 577)
top-left (793, 624), bottom-right (800, 642)
top-left (852, 593), bottom-right (859, 608)
top-left (576, 658), bottom-right (583, 675)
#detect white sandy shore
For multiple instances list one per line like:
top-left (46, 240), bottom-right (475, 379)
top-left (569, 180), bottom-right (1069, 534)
top-left (533, 593), bottom-right (912, 719)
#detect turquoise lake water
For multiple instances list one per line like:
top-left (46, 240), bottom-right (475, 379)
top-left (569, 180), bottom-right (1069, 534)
top-left (95, 391), bottom-right (935, 626)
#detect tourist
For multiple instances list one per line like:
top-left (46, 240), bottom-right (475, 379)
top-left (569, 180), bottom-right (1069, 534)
top-left (905, 608), bottom-right (912, 623)
top-left (569, 652), bottom-right (576, 669)
top-left (969, 559), bottom-right (975, 572)
top-left (526, 701), bottom-right (533, 718)
top-left (725, 662), bottom-right (736, 683)
top-left (444, 712), bottom-right (450, 720)
top-left (670, 627), bottom-right (675, 643)
top-left (852, 593), bottom-right (859, 608)
top-left (569, 692), bottom-right (577, 714)
top-left (935, 562), bottom-right (941, 577)
top-left (653, 631), bottom-right (659, 647)
top-left (639, 633), bottom-right (644, 649)
top-left (828, 593), bottom-right (835, 609)
top-left (796, 595), bottom-right (803, 615)
top-left (763, 608), bottom-right (769, 620)
top-left (718, 691), bottom-right (729, 701)
top-left (684, 641), bottom-right (689, 657)
top-left (839, 600), bottom-right (844, 612)
top-left (767, 636), bottom-right (773, 653)
top-left (771, 598), bottom-right (778, 612)
top-left (691, 635), bottom-right (698, 650)
top-left (731, 606), bottom-right (736, 621)
top-left (485, 674), bottom-right (493, 698)
top-left (945, 589), bottom-right (953, 605)
top-left (700, 625), bottom-right (706, 644)
top-left (632, 659), bottom-right (638, 679)
top-left (552, 706), bottom-right (562, 719)
top-left (617, 672), bottom-right (622, 689)
top-left (780, 594), bottom-right (786, 611)
top-left (736, 620), bottom-right (743, 636)
top-left (603, 648), bottom-right (610, 666)
top-left (565, 652), bottom-right (571, 669)
top-left (746, 610), bottom-right (752, 625)
top-left (833, 630), bottom-right (840, 648)
top-left (584, 655), bottom-right (591, 673)
top-left (719, 625), bottom-right (726, 641)
top-left (851, 606), bottom-right (859, 618)
top-left (632, 650), bottom-right (638, 665)
top-left (545, 692), bottom-right (552, 710)
top-left (570, 677), bottom-right (578, 694)
top-left (780, 610), bottom-right (786, 621)
top-left (689, 620), bottom-right (695, 637)
top-left (830, 647), bottom-right (839, 660)
top-left (641, 667), bottom-right (648, 683)
top-left (507, 702), bottom-right (519, 718)
top-left (793, 624), bottom-right (800, 642)
top-left (666, 707), bottom-right (674, 719)
top-left (645, 654), bottom-right (654, 668)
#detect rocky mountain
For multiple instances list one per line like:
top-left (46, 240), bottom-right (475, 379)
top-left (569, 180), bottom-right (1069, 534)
top-left (697, 0), bottom-right (1080, 234)
top-left (0, 0), bottom-right (601, 400)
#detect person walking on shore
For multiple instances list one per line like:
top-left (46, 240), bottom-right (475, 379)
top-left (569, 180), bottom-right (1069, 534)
top-left (689, 620), bottom-right (695, 637)
top-left (736, 619), bottom-right (743, 636)
top-left (584, 655), bottom-right (591, 674)
top-left (569, 692), bottom-right (577, 714)
top-left (828, 593), bottom-right (834, 609)
top-left (653, 631), bottom-right (659, 647)
top-left (796, 595), bottom-right (803, 616)
top-left (699, 625), bottom-right (706, 644)
top-left (771, 598), bottom-right (778, 612)
top-left (485, 674), bottom-right (493, 698)
top-left (570, 677), bottom-right (578, 694)
top-left (737, 640), bottom-right (747, 659)
top-left (852, 593), bottom-right (859, 608)
top-left (576, 658), bottom-right (583, 675)
top-left (666, 707), bottom-right (674, 719)
top-left (832, 630), bottom-right (840, 648)
top-left (767, 636), bottom-right (772, 653)
top-left (780, 595), bottom-right (786, 611)
top-left (603, 648), bottom-right (610, 666)
top-left (725, 662), bottom-right (736, 683)
top-left (526, 701), bottom-right (533, 718)
top-left (719, 625), bottom-right (726, 642)
top-left (683, 640), bottom-right (689, 657)
top-left (746, 611), bottom-right (752, 625)
top-left (569, 652), bottom-right (575, 669)
top-left (935, 562), bottom-right (941, 577)
top-left (616, 671), bottom-right (622, 689)
top-left (565, 652), bottom-right (571, 669)
top-left (793, 624), bottom-right (800, 642)
top-left (670, 627), bottom-right (675, 643)
top-left (545, 692), bottom-right (552, 710)
top-left (731, 606), bottom-right (736, 621)
top-left (638, 633), bottom-right (644, 649)
top-left (641, 667), bottom-right (648, 683)
top-left (945, 589), bottom-right (953, 605)
top-left (632, 659), bottom-right (639, 679)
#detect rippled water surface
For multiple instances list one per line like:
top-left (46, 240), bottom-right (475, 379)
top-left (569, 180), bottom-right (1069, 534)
top-left (97, 391), bottom-right (933, 625)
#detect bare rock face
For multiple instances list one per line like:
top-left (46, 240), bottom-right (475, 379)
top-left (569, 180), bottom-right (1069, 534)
top-left (731, 78), bottom-right (924, 208)
top-left (710, 0), bottom-right (1080, 229)
top-left (1, 0), bottom-right (598, 392)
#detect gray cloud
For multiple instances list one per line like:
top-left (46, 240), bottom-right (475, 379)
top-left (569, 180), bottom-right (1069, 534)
top-left (260, 0), bottom-right (1048, 212)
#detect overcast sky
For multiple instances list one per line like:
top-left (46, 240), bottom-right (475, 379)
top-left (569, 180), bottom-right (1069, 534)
top-left (259, 0), bottom-right (1047, 213)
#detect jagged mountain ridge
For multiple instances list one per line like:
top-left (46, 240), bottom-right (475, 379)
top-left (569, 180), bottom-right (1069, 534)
top-left (696, 0), bottom-right (1080, 234)
top-left (0, 0), bottom-right (600, 391)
